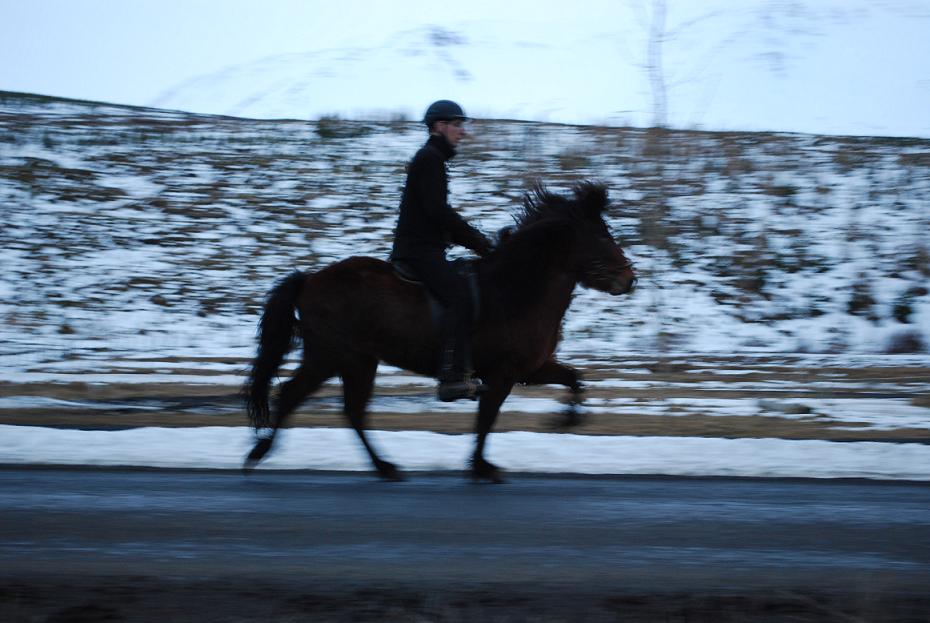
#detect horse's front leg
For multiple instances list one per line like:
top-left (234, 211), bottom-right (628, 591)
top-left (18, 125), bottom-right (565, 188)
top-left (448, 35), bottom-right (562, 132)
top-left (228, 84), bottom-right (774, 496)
top-left (471, 378), bottom-right (514, 483)
top-left (521, 358), bottom-right (585, 427)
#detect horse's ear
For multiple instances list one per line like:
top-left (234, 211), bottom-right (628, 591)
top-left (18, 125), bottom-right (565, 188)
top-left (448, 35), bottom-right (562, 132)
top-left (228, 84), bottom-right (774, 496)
top-left (497, 225), bottom-right (514, 245)
top-left (574, 182), bottom-right (609, 217)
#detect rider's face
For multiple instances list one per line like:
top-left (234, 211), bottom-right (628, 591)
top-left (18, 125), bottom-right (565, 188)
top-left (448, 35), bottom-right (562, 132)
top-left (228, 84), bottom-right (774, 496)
top-left (435, 119), bottom-right (466, 147)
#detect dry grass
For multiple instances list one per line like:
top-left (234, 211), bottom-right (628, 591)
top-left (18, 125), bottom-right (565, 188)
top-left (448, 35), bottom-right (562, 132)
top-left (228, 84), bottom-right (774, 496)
top-left (2, 360), bottom-right (927, 442)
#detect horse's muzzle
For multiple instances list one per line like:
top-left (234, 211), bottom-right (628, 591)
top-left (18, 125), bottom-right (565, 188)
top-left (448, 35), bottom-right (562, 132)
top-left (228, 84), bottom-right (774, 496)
top-left (609, 276), bottom-right (636, 295)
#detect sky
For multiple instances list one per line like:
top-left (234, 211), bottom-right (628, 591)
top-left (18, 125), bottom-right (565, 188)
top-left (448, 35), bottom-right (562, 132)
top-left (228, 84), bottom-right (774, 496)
top-left (3, 0), bottom-right (930, 136)
top-left (0, 0), bottom-right (620, 104)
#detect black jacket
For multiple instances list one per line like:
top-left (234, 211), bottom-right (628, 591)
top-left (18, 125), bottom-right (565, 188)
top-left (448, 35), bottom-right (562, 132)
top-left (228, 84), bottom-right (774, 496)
top-left (391, 134), bottom-right (492, 259)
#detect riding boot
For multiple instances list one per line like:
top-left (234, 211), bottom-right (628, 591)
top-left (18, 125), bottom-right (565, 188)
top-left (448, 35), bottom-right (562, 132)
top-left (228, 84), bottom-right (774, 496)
top-left (437, 319), bottom-right (481, 402)
top-left (437, 371), bottom-right (482, 402)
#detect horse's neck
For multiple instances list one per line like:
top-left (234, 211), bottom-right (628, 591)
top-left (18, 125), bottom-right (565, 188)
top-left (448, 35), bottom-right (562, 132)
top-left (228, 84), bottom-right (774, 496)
top-left (532, 273), bottom-right (576, 332)
top-left (485, 226), bottom-right (578, 326)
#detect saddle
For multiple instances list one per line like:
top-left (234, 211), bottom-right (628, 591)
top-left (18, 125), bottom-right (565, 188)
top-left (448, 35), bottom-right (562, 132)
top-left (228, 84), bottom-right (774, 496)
top-left (391, 258), bottom-right (481, 325)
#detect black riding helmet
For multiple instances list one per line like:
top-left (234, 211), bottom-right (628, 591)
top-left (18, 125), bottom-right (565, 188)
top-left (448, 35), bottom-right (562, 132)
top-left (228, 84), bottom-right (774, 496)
top-left (423, 100), bottom-right (468, 128)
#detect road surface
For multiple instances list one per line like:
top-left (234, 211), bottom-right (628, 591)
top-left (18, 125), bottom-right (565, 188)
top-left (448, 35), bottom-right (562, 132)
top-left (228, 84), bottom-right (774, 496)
top-left (2, 467), bottom-right (929, 621)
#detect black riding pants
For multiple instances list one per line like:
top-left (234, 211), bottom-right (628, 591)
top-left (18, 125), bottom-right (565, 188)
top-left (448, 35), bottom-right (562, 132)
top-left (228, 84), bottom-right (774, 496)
top-left (397, 252), bottom-right (473, 380)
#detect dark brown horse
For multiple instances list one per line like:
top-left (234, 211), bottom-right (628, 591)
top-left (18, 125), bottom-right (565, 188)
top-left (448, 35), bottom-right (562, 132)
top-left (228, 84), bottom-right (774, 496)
top-left (244, 182), bottom-right (636, 482)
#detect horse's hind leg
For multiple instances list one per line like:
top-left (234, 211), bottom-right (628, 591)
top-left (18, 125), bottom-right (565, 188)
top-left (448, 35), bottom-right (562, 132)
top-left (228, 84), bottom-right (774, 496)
top-left (342, 357), bottom-right (402, 481)
top-left (244, 359), bottom-right (332, 471)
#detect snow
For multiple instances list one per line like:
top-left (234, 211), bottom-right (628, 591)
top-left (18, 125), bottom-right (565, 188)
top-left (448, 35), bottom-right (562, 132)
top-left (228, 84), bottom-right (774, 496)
top-left (2, 41), bottom-right (929, 482)
top-left (1, 425), bottom-right (928, 481)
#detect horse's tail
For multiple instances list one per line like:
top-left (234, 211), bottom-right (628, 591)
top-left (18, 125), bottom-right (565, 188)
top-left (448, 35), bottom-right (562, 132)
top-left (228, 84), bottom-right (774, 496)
top-left (244, 270), bottom-right (306, 430)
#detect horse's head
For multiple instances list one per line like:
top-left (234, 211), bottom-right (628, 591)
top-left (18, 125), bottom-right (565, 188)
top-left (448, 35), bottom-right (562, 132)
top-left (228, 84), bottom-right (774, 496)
top-left (499, 182), bottom-right (636, 295)
top-left (569, 183), bottom-right (637, 296)
top-left (519, 182), bottom-right (636, 296)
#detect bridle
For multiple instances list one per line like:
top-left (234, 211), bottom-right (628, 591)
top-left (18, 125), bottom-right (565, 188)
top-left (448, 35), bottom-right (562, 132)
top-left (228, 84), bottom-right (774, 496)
top-left (616, 257), bottom-right (635, 271)
top-left (584, 256), bottom-right (636, 281)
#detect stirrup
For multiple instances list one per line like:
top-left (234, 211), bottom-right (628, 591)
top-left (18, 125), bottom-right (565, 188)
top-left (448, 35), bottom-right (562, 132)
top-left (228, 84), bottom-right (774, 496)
top-left (437, 378), bottom-right (483, 402)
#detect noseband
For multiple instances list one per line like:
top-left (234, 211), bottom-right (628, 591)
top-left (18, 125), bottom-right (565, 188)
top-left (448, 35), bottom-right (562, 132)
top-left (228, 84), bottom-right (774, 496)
top-left (585, 257), bottom-right (635, 280)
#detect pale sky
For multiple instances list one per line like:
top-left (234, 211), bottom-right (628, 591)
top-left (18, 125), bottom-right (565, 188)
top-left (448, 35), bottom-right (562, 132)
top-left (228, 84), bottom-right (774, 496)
top-left (2, 1), bottom-right (929, 136)
top-left (0, 0), bottom-right (621, 104)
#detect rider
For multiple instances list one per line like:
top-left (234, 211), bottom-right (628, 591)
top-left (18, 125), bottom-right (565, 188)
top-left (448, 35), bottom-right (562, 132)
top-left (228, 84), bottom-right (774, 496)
top-left (390, 100), bottom-right (493, 402)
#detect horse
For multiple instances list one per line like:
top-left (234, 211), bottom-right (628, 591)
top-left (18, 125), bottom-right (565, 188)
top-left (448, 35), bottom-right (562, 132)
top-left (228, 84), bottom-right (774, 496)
top-left (243, 182), bottom-right (637, 482)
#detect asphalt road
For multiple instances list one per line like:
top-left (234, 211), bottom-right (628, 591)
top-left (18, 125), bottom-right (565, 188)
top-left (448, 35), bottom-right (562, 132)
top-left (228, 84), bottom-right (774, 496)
top-left (2, 468), bottom-right (929, 621)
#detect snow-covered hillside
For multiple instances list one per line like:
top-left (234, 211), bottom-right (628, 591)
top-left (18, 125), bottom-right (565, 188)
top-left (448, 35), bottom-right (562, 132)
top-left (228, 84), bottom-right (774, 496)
top-left (0, 91), bottom-right (928, 376)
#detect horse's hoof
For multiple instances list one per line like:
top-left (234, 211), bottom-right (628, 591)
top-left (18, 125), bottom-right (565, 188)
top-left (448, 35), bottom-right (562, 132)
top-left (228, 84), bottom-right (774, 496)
top-left (470, 460), bottom-right (506, 484)
top-left (376, 461), bottom-right (405, 482)
top-left (378, 467), bottom-right (405, 482)
top-left (569, 382), bottom-right (585, 405)
top-left (243, 438), bottom-right (273, 474)
top-left (550, 406), bottom-right (587, 430)
top-left (471, 469), bottom-right (506, 484)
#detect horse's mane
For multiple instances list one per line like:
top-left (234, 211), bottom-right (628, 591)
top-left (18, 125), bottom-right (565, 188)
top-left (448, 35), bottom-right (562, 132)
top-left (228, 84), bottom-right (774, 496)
top-left (483, 182), bottom-right (611, 310)
top-left (492, 181), bottom-right (609, 251)
top-left (514, 181), bottom-right (609, 232)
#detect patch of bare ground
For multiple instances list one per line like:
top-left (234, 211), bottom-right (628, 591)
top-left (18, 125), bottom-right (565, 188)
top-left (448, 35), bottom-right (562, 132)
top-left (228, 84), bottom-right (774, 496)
top-left (2, 408), bottom-right (927, 443)
top-left (2, 361), bottom-right (928, 442)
